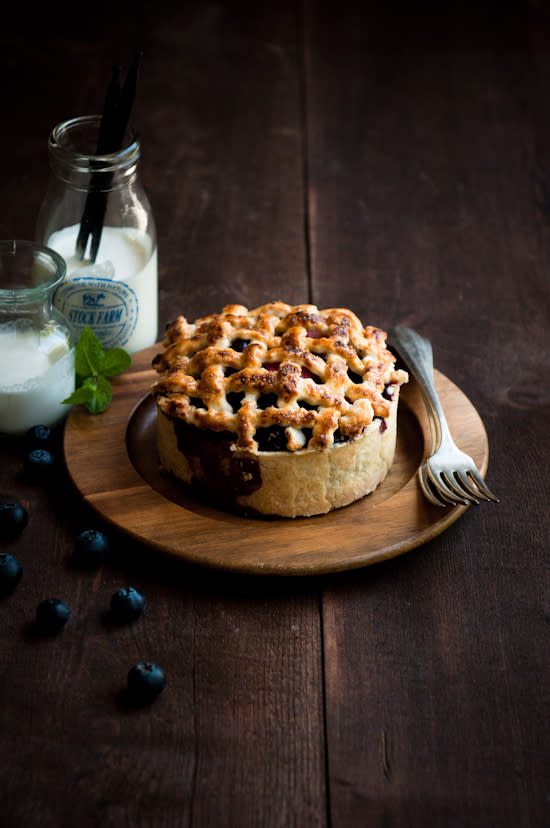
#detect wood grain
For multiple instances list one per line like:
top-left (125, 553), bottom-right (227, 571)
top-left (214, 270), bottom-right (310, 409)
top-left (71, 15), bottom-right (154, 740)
top-left (1, 1), bottom-right (549, 826)
top-left (305, 3), bottom-right (550, 826)
top-left (1, 5), bottom-right (326, 828)
top-left (63, 345), bottom-right (489, 575)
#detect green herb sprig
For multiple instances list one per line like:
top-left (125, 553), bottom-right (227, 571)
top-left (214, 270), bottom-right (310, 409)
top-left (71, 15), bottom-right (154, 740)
top-left (62, 326), bottom-right (132, 414)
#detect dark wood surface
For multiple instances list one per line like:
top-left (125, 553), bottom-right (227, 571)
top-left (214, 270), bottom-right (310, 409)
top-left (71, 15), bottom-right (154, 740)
top-left (1, 2), bottom-right (549, 826)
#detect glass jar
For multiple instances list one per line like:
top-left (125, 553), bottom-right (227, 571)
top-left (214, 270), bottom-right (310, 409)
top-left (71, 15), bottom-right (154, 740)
top-left (36, 115), bottom-right (158, 354)
top-left (0, 240), bottom-right (75, 435)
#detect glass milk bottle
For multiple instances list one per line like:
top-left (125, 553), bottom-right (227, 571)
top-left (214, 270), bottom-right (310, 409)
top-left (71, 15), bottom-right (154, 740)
top-left (36, 115), bottom-right (158, 354)
top-left (0, 240), bottom-right (75, 435)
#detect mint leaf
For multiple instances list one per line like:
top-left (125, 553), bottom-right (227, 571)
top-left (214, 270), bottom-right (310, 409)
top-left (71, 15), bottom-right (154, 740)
top-left (62, 385), bottom-right (96, 406)
top-left (86, 375), bottom-right (112, 414)
top-left (75, 326), bottom-right (105, 378)
top-left (62, 327), bottom-right (132, 415)
top-left (103, 347), bottom-right (132, 377)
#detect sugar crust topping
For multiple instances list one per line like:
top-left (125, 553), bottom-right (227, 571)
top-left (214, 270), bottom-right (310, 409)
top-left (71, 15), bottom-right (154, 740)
top-left (151, 302), bottom-right (408, 452)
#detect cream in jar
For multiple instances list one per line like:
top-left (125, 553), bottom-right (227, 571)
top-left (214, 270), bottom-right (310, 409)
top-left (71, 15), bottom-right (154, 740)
top-left (0, 240), bottom-right (75, 435)
top-left (0, 325), bottom-right (74, 434)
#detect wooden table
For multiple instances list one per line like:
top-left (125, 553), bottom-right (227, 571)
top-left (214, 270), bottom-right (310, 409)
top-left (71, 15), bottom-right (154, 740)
top-left (1, 2), bottom-right (548, 825)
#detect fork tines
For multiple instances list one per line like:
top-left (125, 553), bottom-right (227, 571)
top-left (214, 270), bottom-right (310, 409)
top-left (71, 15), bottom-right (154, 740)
top-left (419, 463), bottom-right (499, 508)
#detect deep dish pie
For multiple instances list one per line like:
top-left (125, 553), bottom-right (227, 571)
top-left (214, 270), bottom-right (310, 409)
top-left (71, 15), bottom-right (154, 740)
top-left (151, 302), bottom-right (408, 517)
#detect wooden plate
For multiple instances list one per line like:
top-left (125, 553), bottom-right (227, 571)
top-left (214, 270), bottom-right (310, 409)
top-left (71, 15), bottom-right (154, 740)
top-left (63, 344), bottom-right (490, 576)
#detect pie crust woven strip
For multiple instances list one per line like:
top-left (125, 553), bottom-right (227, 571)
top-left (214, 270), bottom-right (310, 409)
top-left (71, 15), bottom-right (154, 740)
top-left (152, 302), bottom-right (408, 452)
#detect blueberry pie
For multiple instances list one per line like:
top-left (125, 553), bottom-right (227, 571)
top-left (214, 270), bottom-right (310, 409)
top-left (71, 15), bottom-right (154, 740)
top-left (151, 302), bottom-right (408, 517)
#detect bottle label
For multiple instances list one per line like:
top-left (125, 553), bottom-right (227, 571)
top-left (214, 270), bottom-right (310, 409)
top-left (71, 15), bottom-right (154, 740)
top-left (54, 277), bottom-right (138, 349)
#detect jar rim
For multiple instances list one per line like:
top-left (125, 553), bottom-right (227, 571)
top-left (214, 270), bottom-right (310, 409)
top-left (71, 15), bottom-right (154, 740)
top-left (48, 115), bottom-right (140, 171)
top-left (0, 240), bottom-right (67, 299)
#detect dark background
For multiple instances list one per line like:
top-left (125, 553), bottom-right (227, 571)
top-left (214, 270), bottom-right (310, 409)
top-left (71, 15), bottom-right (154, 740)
top-left (1, 2), bottom-right (548, 826)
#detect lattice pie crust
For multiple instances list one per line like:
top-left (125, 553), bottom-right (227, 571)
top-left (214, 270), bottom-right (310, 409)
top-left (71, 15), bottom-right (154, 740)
top-left (151, 302), bottom-right (408, 517)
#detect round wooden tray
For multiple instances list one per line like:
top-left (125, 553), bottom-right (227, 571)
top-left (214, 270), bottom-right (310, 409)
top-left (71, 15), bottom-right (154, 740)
top-left (63, 344), bottom-right (490, 575)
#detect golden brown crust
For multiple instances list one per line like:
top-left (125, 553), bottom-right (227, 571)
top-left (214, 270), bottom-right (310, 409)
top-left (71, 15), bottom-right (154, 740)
top-left (156, 390), bottom-right (402, 517)
top-left (152, 302), bottom-right (408, 453)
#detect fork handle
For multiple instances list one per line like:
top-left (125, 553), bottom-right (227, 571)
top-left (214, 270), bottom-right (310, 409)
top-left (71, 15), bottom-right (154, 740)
top-left (388, 325), bottom-right (452, 453)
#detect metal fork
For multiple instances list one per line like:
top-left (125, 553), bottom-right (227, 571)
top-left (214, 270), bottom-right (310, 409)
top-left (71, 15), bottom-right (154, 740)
top-left (388, 324), bottom-right (499, 507)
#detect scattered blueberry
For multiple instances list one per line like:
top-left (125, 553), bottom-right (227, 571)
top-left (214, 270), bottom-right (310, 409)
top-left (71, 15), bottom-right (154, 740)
top-left (73, 529), bottom-right (110, 569)
top-left (127, 662), bottom-right (166, 703)
top-left (24, 449), bottom-right (55, 481)
top-left (35, 598), bottom-right (70, 633)
top-left (0, 553), bottom-right (23, 595)
top-left (110, 587), bottom-right (146, 623)
top-left (0, 502), bottom-right (29, 538)
top-left (26, 425), bottom-right (52, 450)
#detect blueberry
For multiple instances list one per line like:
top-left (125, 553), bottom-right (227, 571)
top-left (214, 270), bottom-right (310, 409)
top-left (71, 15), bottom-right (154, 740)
top-left (127, 662), bottom-right (166, 703)
top-left (0, 502), bottom-right (29, 538)
top-left (73, 529), bottom-right (110, 569)
top-left (301, 427), bottom-right (313, 447)
top-left (0, 552), bottom-right (23, 595)
top-left (231, 338), bottom-right (249, 352)
top-left (257, 393), bottom-right (278, 409)
top-left (24, 449), bottom-right (55, 481)
top-left (35, 598), bottom-right (70, 633)
top-left (26, 425), bottom-right (52, 449)
top-left (110, 587), bottom-right (146, 622)
top-left (256, 426), bottom-right (287, 452)
top-left (226, 391), bottom-right (244, 413)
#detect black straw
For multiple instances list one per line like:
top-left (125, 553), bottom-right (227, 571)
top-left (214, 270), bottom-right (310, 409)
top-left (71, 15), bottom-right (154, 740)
top-left (75, 51), bottom-right (142, 262)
